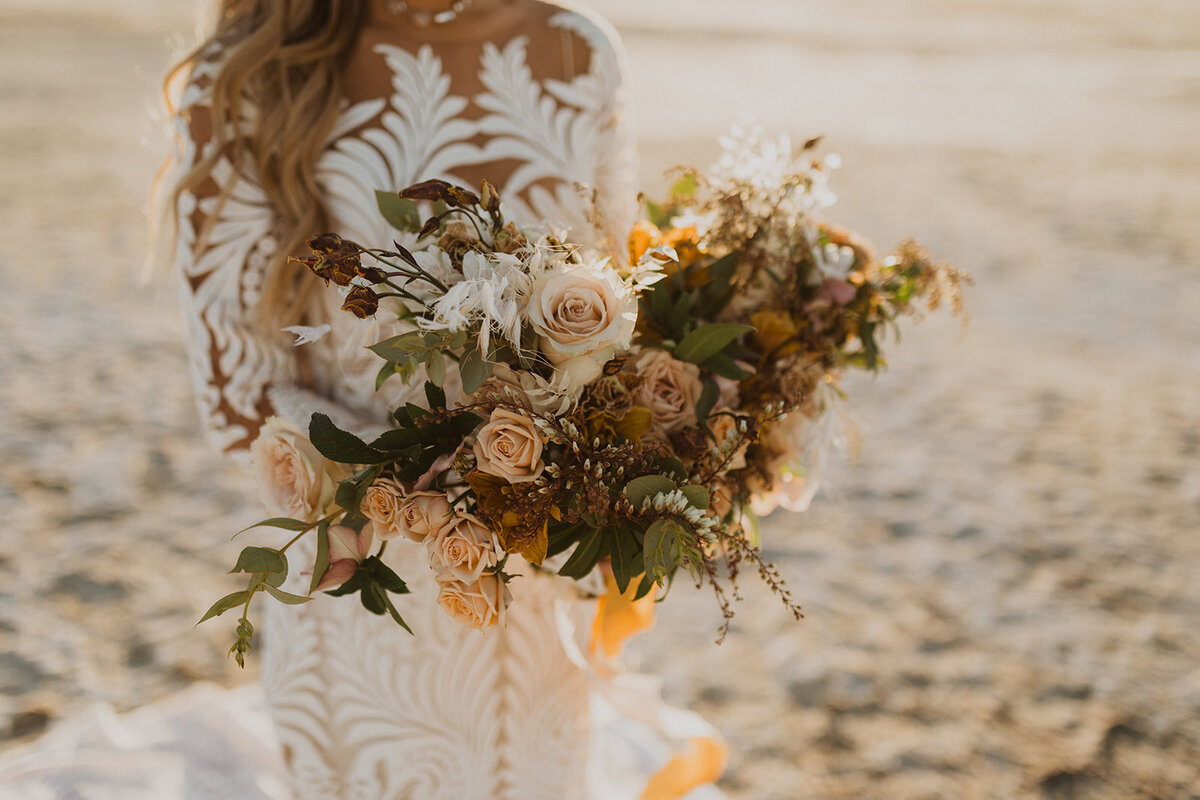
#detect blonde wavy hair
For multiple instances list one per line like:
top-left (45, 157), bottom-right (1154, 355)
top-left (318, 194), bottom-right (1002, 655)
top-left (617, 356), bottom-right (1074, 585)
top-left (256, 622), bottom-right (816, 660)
top-left (161, 0), bottom-right (369, 323)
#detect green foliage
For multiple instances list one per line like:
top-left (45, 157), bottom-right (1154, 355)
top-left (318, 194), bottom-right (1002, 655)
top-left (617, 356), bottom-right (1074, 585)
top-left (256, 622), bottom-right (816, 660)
top-left (198, 590), bottom-right (251, 625)
top-left (609, 525), bottom-right (644, 594)
top-left (557, 527), bottom-right (604, 580)
top-left (674, 324), bottom-right (754, 366)
top-left (643, 518), bottom-right (684, 584)
top-left (624, 475), bottom-right (677, 508)
top-left (326, 555), bottom-right (413, 634)
top-left (459, 344), bottom-right (491, 394)
top-left (680, 485), bottom-right (711, 510)
top-left (229, 547), bottom-right (286, 576)
top-left (375, 191), bottom-right (421, 233)
top-left (309, 413), bottom-right (391, 464)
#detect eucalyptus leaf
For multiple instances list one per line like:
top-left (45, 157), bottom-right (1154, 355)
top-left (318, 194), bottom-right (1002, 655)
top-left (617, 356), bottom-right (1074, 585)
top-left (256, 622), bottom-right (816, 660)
top-left (230, 547), bottom-right (287, 576)
top-left (235, 517), bottom-right (311, 536)
top-left (360, 583), bottom-right (387, 615)
top-left (426, 352), bottom-right (446, 388)
top-left (264, 584), bottom-right (312, 605)
top-left (643, 518), bottom-right (684, 583)
top-left (459, 345), bottom-right (490, 394)
top-left (368, 332), bottom-right (428, 362)
top-left (375, 191), bottom-right (421, 233)
top-left (680, 484), bottom-right (711, 510)
top-left (623, 475), bottom-right (677, 509)
top-left (309, 519), bottom-right (331, 595)
top-left (632, 574), bottom-right (655, 602)
top-left (673, 324), bottom-right (754, 366)
top-left (197, 591), bottom-right (250, 624)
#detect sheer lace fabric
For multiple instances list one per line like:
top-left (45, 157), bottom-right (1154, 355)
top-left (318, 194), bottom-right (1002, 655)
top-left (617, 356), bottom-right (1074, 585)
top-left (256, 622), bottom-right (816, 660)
top-left (170, 6), bottom-right (723, 799)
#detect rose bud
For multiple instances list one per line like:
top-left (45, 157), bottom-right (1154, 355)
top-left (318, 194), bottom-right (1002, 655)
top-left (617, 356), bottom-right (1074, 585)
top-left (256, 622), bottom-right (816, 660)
top-left (341, 285), bottom-right (379, 318)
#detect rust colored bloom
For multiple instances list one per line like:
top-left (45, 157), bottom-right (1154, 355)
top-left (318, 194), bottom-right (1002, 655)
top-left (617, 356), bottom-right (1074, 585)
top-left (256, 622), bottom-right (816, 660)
top-left (341, 285), bottom-right (379, 318)
top-left (293, 234), bottom-right (364, 286)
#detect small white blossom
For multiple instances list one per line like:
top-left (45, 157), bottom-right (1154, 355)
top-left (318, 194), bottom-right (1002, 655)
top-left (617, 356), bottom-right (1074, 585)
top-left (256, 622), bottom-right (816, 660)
top-left (281, 324), bottom-right (331, 346)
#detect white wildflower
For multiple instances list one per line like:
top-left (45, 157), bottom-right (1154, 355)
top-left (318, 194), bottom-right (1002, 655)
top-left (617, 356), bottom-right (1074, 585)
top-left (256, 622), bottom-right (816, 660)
top-left (281, 324), bottom-right (331, 346)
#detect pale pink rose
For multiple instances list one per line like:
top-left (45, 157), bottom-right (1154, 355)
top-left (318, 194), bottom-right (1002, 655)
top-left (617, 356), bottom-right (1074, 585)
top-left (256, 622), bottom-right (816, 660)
top-left (425, 513), bottom-right (498, 584)
top-left (436, 574), bottom-right (512, 630)
top-left (250, 417), bottom-right (340, 521)
top-left (395, 491), bottom-right (456, 543)
top-left (472, 408), bottom-right (545, 483)
top-left (526, 262), bottom-right (637, 363)
top-left (314, 524), bottom-right (374, 592)
top-left (707, 412), bottom-right (749, 470)
top-left (632, 349), bottom-right (703, 433)
top-left (360, 476), bottom-right (407, 540)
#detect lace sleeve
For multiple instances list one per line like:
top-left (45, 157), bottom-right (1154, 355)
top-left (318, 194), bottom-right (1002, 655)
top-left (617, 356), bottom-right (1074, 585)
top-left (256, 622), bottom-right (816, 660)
top-left (169, 58), bottom-right (372, 462)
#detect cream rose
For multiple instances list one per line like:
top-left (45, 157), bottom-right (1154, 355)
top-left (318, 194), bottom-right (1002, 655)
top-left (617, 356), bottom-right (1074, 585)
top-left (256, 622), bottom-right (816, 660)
top-left (526, 261), bottom-right (637, 364)
top-left (436, 574), bottom-right (512, 630)
top-left (426, 512), bottom-right (498, 584)
top-left (632, 349), bottom-right (704, 433)
top-left (707, 412), bottom-right (749, 470)
top-left (360, 476), bottom-right (407, 540)
top-left (472, 408), bottom-right (546, 483)
top-left (394, 491), bottom-right (456, 543)
top-left (250, 417), bottom-right (339, 521)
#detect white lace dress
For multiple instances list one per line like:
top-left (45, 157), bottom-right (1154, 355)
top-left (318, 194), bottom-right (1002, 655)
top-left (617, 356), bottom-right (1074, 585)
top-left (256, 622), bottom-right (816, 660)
top-left (159, 7), bottom-right (724, 800)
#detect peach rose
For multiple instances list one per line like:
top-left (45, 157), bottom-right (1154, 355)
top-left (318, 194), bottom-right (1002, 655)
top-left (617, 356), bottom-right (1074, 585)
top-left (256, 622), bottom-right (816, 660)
top-left (472, 408), bottom-right (546, 483)
top-left (425, 512), bottom-right (498, 584)
top-left (250, 417), bottom-right (340, 521)
top-left (394, 491), bottom-right (456, 543)
top-left (526, 262), bottom-right (637, 364)
top-left (436, 574), bottom-right (512, 630)
top-left (360, 476), bottom-right (407, 540)
top-left (632, 349), bottom-right (703, 433)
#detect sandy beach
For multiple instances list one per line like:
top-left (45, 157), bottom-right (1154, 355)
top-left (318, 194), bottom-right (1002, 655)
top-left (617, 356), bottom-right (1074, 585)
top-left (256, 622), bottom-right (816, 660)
top-left (1, 0), bottom-right (1198, 797)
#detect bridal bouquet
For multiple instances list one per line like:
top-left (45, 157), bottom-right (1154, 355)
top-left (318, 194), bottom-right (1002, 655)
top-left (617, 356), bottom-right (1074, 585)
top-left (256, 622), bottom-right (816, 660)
top-left (202, 129), bottom-right (968, 666)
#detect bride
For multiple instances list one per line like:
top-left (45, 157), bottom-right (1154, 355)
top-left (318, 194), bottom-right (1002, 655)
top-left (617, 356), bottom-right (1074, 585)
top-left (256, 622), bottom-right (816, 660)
top-left (165, 1), bottom-right (726, 797)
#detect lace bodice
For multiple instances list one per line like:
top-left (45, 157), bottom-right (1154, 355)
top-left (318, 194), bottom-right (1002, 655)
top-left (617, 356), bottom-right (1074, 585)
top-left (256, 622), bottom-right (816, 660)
top-left (172, 2), bottom-right (636, 456)
top-left (167, 6), bottom-right (726, 800)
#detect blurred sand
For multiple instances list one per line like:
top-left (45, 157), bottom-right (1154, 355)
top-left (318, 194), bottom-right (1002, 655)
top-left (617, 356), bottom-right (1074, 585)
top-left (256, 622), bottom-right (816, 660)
top-left (1, 1), bottom-right (1198, 797)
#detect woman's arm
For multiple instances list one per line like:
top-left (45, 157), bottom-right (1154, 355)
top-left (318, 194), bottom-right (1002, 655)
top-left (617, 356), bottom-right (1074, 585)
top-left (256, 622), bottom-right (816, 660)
top-left (169, 57), bottom-right (371, 461)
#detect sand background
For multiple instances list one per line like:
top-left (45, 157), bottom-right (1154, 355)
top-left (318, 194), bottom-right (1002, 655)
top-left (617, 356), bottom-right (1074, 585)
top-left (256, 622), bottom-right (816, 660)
top-left (1, 0), bottom-right (1198, 797)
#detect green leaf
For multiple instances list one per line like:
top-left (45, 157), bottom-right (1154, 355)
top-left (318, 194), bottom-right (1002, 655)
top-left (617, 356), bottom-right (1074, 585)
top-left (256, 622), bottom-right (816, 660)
top-left (235, 517), bottom-right (311, 536)
top-left (198, 590), bottom-right (250, 624)
top-left (673, 324), bottom-right (754, 366)
top-left (700, 352), bottom-right (752, 381)
top-left (375, 360), bottom-right (401, 391)
top-left (230, 547), bottom-right (287, 576)
top-left (426, 352), bottom-right (446, 388)
top-left (558, 527), bottom-right (603, 580)
top-left (669, 293), bottom-right (694, 340)
top-left (650, 284), bottom-right (674, 330)
top-left (368, 331), bottom-right (428, 362)
top-left (360, 583), bottom-right (387, 615)
top-left (423, 379), bottom-right (446, 410)
top-left (379, 591), bottom-right (414, 634)
top-left (610, 526), bottom-right (643, 594)
top-left (624, 475), bottom-right (677, 509)
top-left (695, 378), bottom-right (719, 423)
top-left (309, 519), bottom-right (331, 595)
top-left (264, 584), bottom-right (311, 605)
top-left (375, 191), bottom-right (421, 233)
top-left (670, 173), bottom-right (698, 201)
top-left (643, 518), bottom-right (684, 583)
top-left (309, 413), bottom-right (391, 464)
top-left (459, 345), bottom-right (490, 394)
top-left (645, 198), bottom-right (670, 229)
top-left (632, 573), bottom-right (655, 602)
top-left (656, 457), bottom-right (688, 482)
top-left (364, 556), bottom-right (409, 595)
top-left (680, 485), bottom-right (711, 510)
